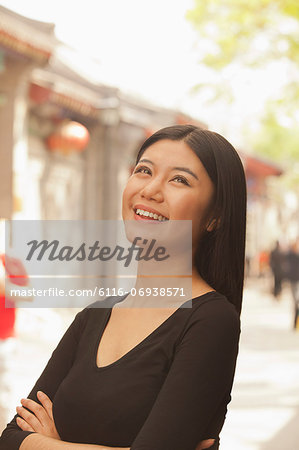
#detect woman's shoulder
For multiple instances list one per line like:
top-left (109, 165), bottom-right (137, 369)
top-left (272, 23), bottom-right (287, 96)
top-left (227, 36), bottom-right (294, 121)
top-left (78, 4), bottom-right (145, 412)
top-left (172, 292), bottom-right (241, 356)
top-left (185, 291), bottom-right (241, 335)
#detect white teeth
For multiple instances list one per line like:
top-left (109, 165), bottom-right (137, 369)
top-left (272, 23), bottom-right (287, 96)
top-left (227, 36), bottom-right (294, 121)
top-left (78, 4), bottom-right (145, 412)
top-left (135, 208), bottom-right (167, 221)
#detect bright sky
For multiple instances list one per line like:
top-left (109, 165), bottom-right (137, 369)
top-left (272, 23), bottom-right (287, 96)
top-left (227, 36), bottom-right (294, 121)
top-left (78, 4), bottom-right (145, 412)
top-left (0, 0), bottom-right (289, 147)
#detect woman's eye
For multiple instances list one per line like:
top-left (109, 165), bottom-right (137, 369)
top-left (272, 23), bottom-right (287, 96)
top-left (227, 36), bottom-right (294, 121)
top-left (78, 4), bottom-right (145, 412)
top-left (133, 168), bottom-right (189, 185)
top-left (172, 176), bottom-right (189, 185)
top-left (134, 166), bottom-right (151, 175)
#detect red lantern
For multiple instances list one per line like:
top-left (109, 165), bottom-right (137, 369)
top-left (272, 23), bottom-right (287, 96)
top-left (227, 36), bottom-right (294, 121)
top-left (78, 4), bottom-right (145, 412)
top-left (46, 121), bottom-right (90, 154)
top-left (29, 83), bottom-right (51, 104)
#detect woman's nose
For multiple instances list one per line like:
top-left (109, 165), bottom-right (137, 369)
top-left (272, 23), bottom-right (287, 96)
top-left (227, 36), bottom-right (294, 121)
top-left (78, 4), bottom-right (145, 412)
top-left (140, 178), bottom-right (163, 202)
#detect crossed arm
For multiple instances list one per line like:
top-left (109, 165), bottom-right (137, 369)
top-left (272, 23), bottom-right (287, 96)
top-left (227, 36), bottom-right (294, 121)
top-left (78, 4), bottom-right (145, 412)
top-left (17, 392), bottom-right (214, 450)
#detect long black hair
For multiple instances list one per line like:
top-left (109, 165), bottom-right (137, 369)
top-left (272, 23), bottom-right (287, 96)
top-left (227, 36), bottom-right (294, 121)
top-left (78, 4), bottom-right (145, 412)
top-left (135, 125), bottom-right (247, 315)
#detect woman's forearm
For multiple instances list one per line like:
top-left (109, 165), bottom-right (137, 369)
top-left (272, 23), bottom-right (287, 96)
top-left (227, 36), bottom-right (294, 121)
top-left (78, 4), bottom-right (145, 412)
top-left (20, 434), bottom-right (130, 450)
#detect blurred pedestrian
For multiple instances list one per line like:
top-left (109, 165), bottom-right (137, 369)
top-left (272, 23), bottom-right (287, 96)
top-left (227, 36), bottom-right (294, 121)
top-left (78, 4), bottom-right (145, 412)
top-left (258, 249), bottom-right (269, 278)
top-left (269, 241), bottom-right (284, 299)
top-left (245, 254), bottom-right (251, 278)
top-left (285, 239), bottom-right (299, 330)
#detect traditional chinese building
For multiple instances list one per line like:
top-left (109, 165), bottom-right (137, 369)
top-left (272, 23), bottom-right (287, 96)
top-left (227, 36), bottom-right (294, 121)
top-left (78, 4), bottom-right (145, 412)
top-left (0, 5), bottom-right (207, 223)
top-left (240, 152), bottom-right (283, 275)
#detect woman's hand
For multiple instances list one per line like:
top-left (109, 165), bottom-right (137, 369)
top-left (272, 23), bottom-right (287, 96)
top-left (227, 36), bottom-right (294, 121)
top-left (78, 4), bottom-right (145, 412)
top-left (16, 391), bottom-right (60, 440)
top-left (196, 439), bottom-right (215, 449)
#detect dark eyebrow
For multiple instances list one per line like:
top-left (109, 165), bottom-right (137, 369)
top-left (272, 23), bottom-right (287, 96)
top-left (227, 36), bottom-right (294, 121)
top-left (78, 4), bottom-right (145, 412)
top-left (138, 158), bottom-right (199, 181)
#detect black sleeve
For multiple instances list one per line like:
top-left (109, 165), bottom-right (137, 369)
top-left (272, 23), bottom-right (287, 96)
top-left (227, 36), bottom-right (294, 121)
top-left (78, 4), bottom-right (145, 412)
top-left (0, 309), bottom-right (87, 450)
top-left (131, 298), bottom-right (241, 450)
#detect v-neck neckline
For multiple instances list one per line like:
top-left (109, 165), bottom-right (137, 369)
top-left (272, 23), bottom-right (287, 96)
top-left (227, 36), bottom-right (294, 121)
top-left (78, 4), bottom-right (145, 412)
top-left (94, 291), bottom-right (216, 371)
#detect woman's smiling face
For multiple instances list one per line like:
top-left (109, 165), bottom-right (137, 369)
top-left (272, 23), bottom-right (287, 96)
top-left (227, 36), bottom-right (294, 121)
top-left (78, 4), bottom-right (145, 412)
top-left (122, 139), bottom-right (215, 248)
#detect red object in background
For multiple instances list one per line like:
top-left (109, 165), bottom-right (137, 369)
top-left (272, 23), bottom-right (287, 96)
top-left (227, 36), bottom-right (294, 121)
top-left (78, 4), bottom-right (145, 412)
top-left (0, 254), bottom-right (29, 340)
top-left (144, 128), bottom-right (155, 138)
top-left (29, 83), bottom-right (51, 104)
top-left (46, 121), bottom-right (90, 154)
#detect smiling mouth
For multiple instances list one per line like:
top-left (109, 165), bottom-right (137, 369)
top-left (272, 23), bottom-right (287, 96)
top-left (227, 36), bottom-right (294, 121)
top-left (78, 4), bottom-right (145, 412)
top-left (133, 208), bottom-right (169, 222)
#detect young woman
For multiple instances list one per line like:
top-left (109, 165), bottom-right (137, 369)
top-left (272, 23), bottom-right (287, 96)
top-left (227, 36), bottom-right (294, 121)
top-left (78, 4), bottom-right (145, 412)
top-left (0, 125), bottom-right (247, 450)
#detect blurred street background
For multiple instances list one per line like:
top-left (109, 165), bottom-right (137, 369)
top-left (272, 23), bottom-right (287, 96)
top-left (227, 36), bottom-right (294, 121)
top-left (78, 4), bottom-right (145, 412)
top-left (0, 1), bottom-right (298, 449)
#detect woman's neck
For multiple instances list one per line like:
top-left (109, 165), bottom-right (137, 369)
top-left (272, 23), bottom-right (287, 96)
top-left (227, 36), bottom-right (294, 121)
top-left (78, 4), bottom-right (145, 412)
top-left (116, 263), bottom-right (214, 309)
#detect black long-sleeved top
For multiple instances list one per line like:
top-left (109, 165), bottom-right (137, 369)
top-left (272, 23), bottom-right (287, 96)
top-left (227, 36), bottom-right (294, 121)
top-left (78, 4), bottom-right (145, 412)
top-left (0, 291), bottom-right (241, 450)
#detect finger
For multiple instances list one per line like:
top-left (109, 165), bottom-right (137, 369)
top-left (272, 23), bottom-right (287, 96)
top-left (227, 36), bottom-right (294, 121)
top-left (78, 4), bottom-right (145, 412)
top-left (20, 397), bottom-right (49, 425)
top-left (197, 439), bottom-right (215, 450)
top-left (16, 416), bottom-right (34, 432)
top-left (16, 406), bottom-right (41, 431)
top-left (37, 391), bottom-right (54, 420)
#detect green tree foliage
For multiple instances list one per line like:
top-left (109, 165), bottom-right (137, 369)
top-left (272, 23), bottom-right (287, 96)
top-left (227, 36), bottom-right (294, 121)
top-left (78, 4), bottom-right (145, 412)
top-left (252, 111), bottom-right (299, 162)
top-left (187, 0), bottom-right (299, 69)
top-left (187, 0), bottom-right (299, 163)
